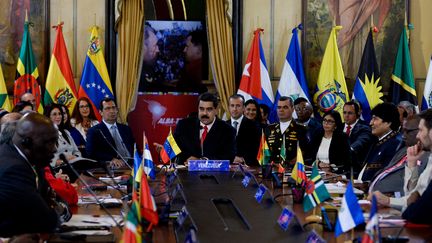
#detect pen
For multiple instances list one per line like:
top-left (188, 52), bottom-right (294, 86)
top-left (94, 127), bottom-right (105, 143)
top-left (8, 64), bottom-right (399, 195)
top-left (82, 220), bottom-right (100, 224)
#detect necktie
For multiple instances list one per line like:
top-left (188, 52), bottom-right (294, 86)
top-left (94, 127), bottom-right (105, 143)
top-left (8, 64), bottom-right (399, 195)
top-left (110, 125), bottom-right (130, 158)
top-left (346, 125), bottom-right (351, 136)
top-left (233, 121), bottom-right (238, 133)
top-left (201, 125), bottom-right (208, 146)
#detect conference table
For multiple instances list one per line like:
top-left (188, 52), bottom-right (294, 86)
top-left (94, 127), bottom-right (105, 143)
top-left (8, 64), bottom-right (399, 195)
top-left (59, 167), bottom-right (432, 242)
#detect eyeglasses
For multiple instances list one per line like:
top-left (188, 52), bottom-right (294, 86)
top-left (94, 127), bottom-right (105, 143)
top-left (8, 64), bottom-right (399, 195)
top-left (403, 128), bottom-right (419, 134)
top-left (323, 119), bottom-right (335, 124)
top-left (79, 105), bottom-right (90, 109)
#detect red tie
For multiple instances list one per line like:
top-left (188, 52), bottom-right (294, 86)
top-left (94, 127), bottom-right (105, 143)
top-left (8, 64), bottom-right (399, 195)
top-left (201, 125), bottom-right (208, 145)
top-left (346, 125), bottom-right (351, 136)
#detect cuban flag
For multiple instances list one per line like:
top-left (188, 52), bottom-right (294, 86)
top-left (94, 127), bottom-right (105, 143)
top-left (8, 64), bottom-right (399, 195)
top-left (270, 24), bottom-right (310, 122)
top-left (421, 56), bottom-right (432, 110)
top-left (335, 181), bottom-right (365, 237)
top-left (361, 195), bottom-right (380, 243)
top-left (142, 134), bottom-right (156, 180)
top-left (238, 28), bottom-right (274, 121)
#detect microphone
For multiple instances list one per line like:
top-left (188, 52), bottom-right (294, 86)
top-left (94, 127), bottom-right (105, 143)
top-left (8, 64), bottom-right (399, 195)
top-left (98, 129), bottom-right (133, 170)
top-left (59, 154), bottom-right (123, 230)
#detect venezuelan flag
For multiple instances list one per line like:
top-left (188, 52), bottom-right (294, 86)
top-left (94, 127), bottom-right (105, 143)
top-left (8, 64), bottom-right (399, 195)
top-left (0, 64), bottom-right (12, 112)
top-left (160, 128), bottom-right (181, 164)
top-left (78, 26), bottom-right (114, 120)
top-left (44, 23), bottom-right (78, 112)
top-left (291, 146), bottom-right (306, 185)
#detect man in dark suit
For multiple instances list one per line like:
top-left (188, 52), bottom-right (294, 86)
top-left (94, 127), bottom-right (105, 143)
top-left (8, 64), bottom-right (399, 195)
top-left (174, 92), bottom-right (236, 164)
top-left (358, 103), bottom-right (400, 182)
top-left (343, 101), bottom-right (373, 174)
top-left (369, 116), bottom-right (427, 196)
top-left (86, 97), bottom-right (135, 168)
top-left (265, 96), bottom-right (308, 167)
top-left (0, 113), bottom-right (61, 236)
top-left (227, 94), bottom-right (260, 166)
top-left (294, 97), bottom-right (322, 159)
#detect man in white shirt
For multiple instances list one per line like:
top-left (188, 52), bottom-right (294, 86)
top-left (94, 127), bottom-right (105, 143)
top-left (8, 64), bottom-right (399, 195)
top-left (227, 94), bottom-right (260, 166)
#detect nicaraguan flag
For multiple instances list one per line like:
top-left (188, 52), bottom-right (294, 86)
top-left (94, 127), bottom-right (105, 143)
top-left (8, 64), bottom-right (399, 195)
top-left (422, 56), bottom-right (432, 110)
top-left (238, 28), bottom-right (274, 121)
top-left (270, 24), bottom-right (310, 122)
top-left (352, 30), bottom-right (383, 122)
top-left (335, 181), bottom-right (365, 237)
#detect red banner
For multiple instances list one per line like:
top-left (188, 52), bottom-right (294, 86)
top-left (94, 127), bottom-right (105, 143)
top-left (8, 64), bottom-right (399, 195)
top-left (128, 93), bottom-right (199, 163)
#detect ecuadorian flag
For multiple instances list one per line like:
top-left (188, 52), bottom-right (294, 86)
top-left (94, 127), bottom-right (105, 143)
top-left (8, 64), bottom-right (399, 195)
top-left (314, 26), bottom-right (349, 118)
top-left (78, 26), bottom-right (114, 120)
top-left (44, 23), bottom-right (78, 112)
top-left (238, 28), bottom-right (274, 121)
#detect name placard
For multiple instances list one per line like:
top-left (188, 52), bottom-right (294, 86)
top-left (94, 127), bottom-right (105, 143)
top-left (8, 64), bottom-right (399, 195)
top-left (188, 160), bottom-right (230, 171)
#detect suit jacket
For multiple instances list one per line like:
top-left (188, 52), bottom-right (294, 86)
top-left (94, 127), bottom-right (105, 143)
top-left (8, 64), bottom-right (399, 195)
top-left (348, 122), bottom-right (373, 172)
top-left (264, 120), bottom-right (308, 165)
top-left (309, 129), bottom-right (352, 172)
top-left (0, 143), bottom-right (58, 237)
top-left (174, 117), bottom-right (236, 163)
top-left (86, 122), bottom-right (135, 163)
top-left (370, 147), bottom-right (428, 196)
top-left (360, 131), bottom-right (400, 182)
top-left (227, 117), bottom-right (261, 166)
top-left (402, 178), bottom-right (432, 224)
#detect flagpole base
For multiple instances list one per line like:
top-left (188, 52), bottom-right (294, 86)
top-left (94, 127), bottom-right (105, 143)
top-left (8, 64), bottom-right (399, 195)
top-left (305, 214), bottom-right (322, 224)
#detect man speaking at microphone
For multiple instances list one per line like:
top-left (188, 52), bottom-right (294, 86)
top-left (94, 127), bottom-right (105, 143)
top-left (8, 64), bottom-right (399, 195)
top-left (86, 97), bottom-right (135, 168)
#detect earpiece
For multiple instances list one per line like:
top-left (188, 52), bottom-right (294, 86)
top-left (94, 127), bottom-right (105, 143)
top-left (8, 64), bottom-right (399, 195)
top-left (21, 137), bottom-right (32, 147)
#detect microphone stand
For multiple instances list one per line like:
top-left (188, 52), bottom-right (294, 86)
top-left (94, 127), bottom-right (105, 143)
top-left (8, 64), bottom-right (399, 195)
top-left (60, 155), bottom-right (124, 230)
top-left (82, 170), bottom-right (129, 198)
top-left (98, 130), bottom-right (133, 170)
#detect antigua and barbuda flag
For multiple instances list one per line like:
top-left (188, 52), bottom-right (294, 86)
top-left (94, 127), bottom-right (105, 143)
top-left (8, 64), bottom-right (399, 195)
top-left (313, 26), bottom-right (349, 118)
top-left (352, 29), bottom-right (383, 122)
top-left (421, 56), bottom-right (432, 110)
top-left (270, 24), bottom-right (310, 122)
top-left (238, 28), bottom-right (274, 122)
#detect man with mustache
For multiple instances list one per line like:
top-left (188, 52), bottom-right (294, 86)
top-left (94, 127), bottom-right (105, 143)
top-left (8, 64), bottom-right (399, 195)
top-left (173, 92), bottom-right (236, 164)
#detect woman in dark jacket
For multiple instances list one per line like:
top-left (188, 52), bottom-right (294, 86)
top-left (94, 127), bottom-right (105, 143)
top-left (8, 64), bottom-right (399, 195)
top-left (309, 110), bottom-right (351, 173)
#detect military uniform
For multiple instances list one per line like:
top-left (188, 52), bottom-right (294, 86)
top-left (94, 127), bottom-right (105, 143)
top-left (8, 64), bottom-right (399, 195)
top-left (264, 120), bottom-right (308, 167)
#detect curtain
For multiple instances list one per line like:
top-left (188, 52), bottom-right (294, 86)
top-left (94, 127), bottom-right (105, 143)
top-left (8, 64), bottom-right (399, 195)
top-left (115, 0), bottom-right (144, 122)
top-left (206, 0), bottom-right (235, 116)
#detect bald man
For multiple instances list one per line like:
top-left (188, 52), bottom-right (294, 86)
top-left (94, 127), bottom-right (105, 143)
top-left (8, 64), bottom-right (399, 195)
top-left (20, 93), bottom-right (36, 111)
top-left (0, 113), bottom-right (60, 236)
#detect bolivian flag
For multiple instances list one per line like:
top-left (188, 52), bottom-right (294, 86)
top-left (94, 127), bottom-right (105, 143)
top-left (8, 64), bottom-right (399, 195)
top-left (44, 23), bottom-right (78, 112)
top-left (257, 131), bottom-right (271, 166)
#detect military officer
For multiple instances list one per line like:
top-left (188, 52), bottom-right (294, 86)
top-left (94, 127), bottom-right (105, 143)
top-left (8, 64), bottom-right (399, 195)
top-left (265, 96), bottom-right (308, 167)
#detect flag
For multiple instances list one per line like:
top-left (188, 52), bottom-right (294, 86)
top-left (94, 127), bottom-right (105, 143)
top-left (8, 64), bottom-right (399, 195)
top-left (143, 135), bottom-right (156, 180)
top-left (303, 162), bottom-right (331, 212)
top-left (391, 28), bottom-right (417, 106)
top-left (133, 144), bottom-right (143, 183)
top-left (160, 128), bottom-right (182, 164)
top-left (291, 146), bottom-right (307, 185)
top-left (238, 28), bottom-right (274, 122)
top-left (256, 131), bottom-right (271, 166)
top-left (270, 24), bottom-right (310, 122)
top-left (78, 26), bottom-right (114, 120)
top-left (0, 65), bottom-right (11, 112)
top-left (139, 169), bottom-right (159, 231)
top-left (335, 181), bottom-right (365, 237)
top-left (122, 191), bottom-right (142, 243)
top-left (44, 23), bottom-right (78, 112)
top-left (314, 26), bottom-right (349, 118)
top-left (13, 16), bottom-right (43, 113)
top-left (352, 30), bottom-right (383, 122)
top-left (362, 195), bottom-right (380, 243)
top-left (421, 56), bottom-right (432, 110)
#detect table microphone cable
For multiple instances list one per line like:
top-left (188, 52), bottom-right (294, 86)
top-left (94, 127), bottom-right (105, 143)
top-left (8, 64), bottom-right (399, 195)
top-left (59, 154), bottom-right (124, 231)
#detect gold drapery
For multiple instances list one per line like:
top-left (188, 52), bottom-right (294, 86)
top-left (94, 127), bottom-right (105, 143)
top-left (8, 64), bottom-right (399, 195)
top-left (115, 0), bottom-right (144, 122)
top-left (206, 0), bottom-right (236, 116)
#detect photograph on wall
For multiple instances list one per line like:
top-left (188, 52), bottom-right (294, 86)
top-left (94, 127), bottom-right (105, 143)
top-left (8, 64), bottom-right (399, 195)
top-left (304, 0), bottom-right (407, 94)
top-left (139, 20), bottom-right (208, 94)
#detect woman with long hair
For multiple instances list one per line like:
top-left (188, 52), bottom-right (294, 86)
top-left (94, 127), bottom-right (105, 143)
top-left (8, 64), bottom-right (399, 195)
top-left (70, 97), bottom-right (99, 151)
